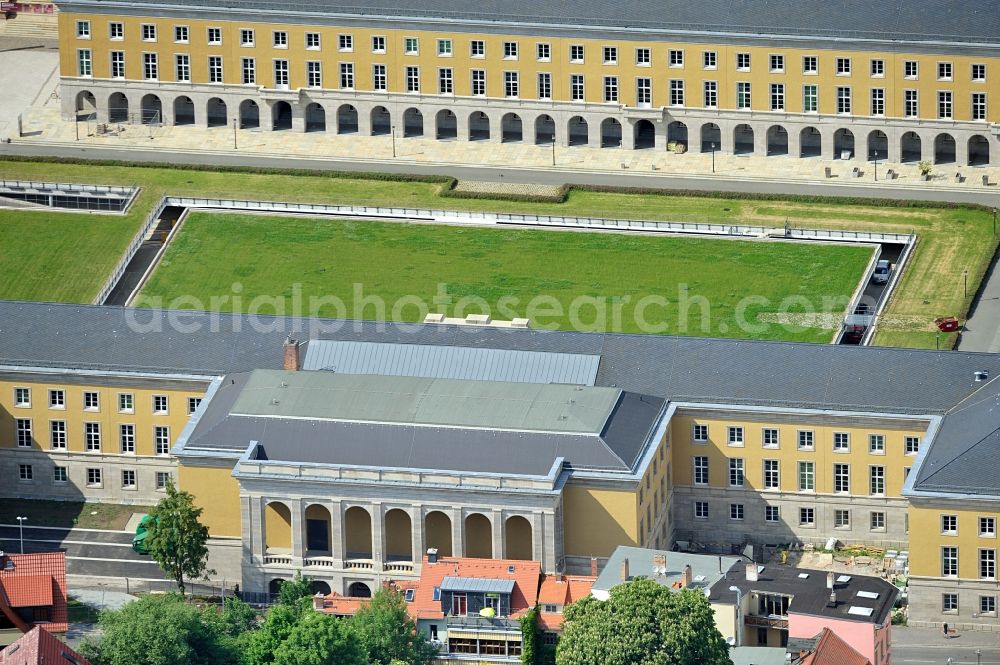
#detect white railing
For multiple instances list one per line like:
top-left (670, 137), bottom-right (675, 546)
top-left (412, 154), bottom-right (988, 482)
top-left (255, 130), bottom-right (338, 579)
top-left (0, 179), bottom-right (136, 196)
top-left (383, 561), bottom-right (415, 573)
top-left (92, 197), bottom-right (167, 305)
top-left (303, 557), bottom-right (338, 568)
top-left (263, 554), bottom-right (293, 566)
top-left (343, 559), bottom-right (374, 570)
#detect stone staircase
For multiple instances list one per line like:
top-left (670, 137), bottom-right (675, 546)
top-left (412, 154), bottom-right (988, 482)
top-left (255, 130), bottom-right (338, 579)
top-left (0, 13), bottom-right (58, 40)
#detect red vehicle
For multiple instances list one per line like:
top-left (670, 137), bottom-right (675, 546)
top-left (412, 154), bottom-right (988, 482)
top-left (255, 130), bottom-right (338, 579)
top-left (935, 317), bottom-right (960, 332)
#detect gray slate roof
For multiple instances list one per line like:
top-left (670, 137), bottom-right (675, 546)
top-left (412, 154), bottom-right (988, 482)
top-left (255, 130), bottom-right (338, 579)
top-left (593, 545), bottom-right (740, 594)
top-left (69, 0), bottom-right (1000, 45)
top-left (441, 577), bottom-right (516, 594)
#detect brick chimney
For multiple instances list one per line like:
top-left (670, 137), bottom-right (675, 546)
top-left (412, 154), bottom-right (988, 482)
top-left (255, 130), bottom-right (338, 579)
top-left (427, 548), bottom-right (438, 564)
top-left (590, 557), bottom-right (598, 576)
top-left (682, 564), bottom-right (693, 588)
top-left (745, 562), bottom-right (758, 582)
top-left (283, 335), bottom-right (300, 371)
top-left (620, 557), bottom-right (630, 582)
top-left (827, 572), bottom-right (835, 590)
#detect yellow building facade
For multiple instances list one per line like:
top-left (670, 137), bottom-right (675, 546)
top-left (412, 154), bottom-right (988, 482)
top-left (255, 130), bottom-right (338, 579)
top-left (56, 1), bottom-right (999, 164)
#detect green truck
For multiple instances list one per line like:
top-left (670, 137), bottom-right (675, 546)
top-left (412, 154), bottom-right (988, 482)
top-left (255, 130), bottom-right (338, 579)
top-left (132, 514), bottom-right (155, 554)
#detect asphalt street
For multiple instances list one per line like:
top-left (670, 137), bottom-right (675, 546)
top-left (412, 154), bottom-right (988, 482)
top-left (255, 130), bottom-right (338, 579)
top-left (893, 626), bottom-right (1000, 664)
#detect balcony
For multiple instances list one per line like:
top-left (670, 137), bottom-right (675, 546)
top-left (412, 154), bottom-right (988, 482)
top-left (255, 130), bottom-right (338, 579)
top-left (745, 614), bottom-right (788, 630)
top-left (303, 556), bottom-right (338, 568)
top-left (263, 554), bottom-right (293, 566)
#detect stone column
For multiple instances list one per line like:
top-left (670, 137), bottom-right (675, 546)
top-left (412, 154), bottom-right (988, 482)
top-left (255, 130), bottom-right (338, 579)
top-left (621, 120), bottom-right (635, 150)
top-left (717, 122), bottom-right (734, 154)
top-left (290, 499), bottom-right (305, 564)
top-left (193, 98), bottom-right (207, 128)
top-left (158, 99), bottom-right (174, 127)
top-left (451, 509), bottom-right (465, 557)
top-left (886, 130), bottom-right (902, 164)
top-left (532, 512), bottom-right (546, 568)
top-left (455, 112), bottom-right (470, 142)
top-left (492, 511), bottom-right (504, 560)
top-left (328, 501), bottom-right (344, 567)
top-left (95, 94), bottom-right (110, 124)
top-left (251, 496), bottom-right (266, 563)
top-left (258, 101), bottom-right (274, 132)
top-left (291, 102), bottom-right (306, 132)
top-left (587, 118), bottom-right (601, 148)
top-left (654, 120), bottom-right (667, 151)
top-left (411, 507), bottom-right (425, 565)
top-left (357, 106), bottom-right (373, 136)
top-left (787, 127), bottom-right (801, 159)
top-left (821, 131), bottom-right (836, 160)
top-left (490, 113), bottom-right (504, 143)
top-left (956, 135), bottom-right (970, 167)
top-left (371, 503), bottom-right (384, 571)
top-left (753, 126), bottom-right (767, 157)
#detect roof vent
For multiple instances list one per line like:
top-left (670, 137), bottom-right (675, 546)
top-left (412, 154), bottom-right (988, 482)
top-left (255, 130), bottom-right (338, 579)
top-left (745, 562), bottom-right (758, 582)
top-left (975, 370), bottom-right (989, 382)
top-left (827, 591), bottom-right (837, 607)
top-left (427, 548), bottom-right (438, 564)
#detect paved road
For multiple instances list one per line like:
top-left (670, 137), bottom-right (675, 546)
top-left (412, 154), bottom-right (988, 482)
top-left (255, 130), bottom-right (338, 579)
top-left (4, 141), bottom-right (1000, 207)
top-left (894, 627), bottom-right (1000, 664)
top-left (958, 241), bottom-right (1000, 352)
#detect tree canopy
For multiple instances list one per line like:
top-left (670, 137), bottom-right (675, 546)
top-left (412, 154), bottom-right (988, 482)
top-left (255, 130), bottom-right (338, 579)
top-left (555, 579), bottom-right (730, 665)
top-left (146, 480), bottom-right (213, 593)
top-left (273, 611), bottom-right (366, 665)
top-left (351, 588), bottom-right (438, 665)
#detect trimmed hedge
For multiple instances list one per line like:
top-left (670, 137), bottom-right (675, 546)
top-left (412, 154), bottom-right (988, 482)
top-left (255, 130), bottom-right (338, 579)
top-left (440, 179), bottom-right (570, 204)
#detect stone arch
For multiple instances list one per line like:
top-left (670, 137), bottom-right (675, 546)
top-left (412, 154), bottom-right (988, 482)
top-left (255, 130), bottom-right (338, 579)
top-left (867, 130), bottom-right (888, 160)
top-left (969, 135), bottom-right (991, 166)
top-left (385, 508), bottom-right (413, 561)
top-left (344, 506), bottom-right (372, 559)
top-left (403, 107), bottom-right (423, 137)
top-left (108, 92), bottom-right (129, 123)
top-left (271, 101), bottom-right (292, 130)
top-left (667, 121), bottom-right (687, 148)
top-left (305, 103), bottom-right (325, 132)
top-left (371, 105), bottom-right (391, 136)
top-left (309, 580), bottom-right (331, 595)
top-left (600, 118), bottom-right (622, 148)
top-left (464, 513), bottom-right (493, 559)
top-left (733, 124), bottom-right (754, 155)
top-left (75, 90), bottom-right (96, 118)
top-left (568, 116), bottom-right (588, 147)
top-left (424, 510), bottom-right (452, 557)
top-left (336, 104), bottom-right (358, 134)
top-left (504, 515), bottom-right (533, 561)
top-left (264, 501), bottom-right (292, 552)
top-left (502, 112), bottom-right (523, 142)
top-left (800, 126), bottom-right (821, 158)
top-left (206, 98), bottom-right (227, 128)
top-left (238, 100), bottom-right (259, 129)
top-left (268, 578), bottom-right (285, 597)
top-left (901, 131), bottom-right (922, 163)
top-left (634, 119), bottom-right (655, 149)
top-left (140, 94), bottom-right (162, 124)
top-left (436, 109), bottom-right (457, 140)
top-left (348, 582), bottom-right (372, 598)
top-left (934, 133), bottom-right (956, 165)
top-left (304, 504), bottom-right (332, 554)
top-left (700, 123), bottom-right (721, 153)
top-left (834, 128), bottom-right (855, 158)
top-left (766, 125), bottom-right (788, 156)
top-left (173, 96), bottom-right (194, 125)
top-left (535, 114), bottom-right (555, 144)
top-left (469, 111), bottom-right (490, 140)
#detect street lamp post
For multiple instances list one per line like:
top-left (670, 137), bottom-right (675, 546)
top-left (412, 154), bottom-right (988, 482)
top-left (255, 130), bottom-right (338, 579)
top-left (16, 516), bottom-right (27, 554)
top-left (232, 118), bottom-right (238, 150)
top-left (551, 136), bottom-right (556, 167)
top-left (391, 124), bottom-right (396, 158)
top-left (993, 208), bottom-right (996, 235)
top-left (873, 149), bottom-right (878, 181)
top-left (964, 270), bottom-right (969, 298)
top-left (976, 648), bottom-right (982, 665)
top-left (728, 586), bottom-right (743, 646)
top-left (711, 142), bottom-right (717, 173)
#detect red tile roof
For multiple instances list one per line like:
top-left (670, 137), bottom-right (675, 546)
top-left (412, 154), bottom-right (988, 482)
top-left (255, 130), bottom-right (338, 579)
top-left (537, 575), bottom-right (595, 631)
top-left (313, 593), bottom-right (370, 617)
top-left (0, 553), bottom-right (68, 633)
top-left (409, 556), bottom-right (541, 621)
top-left (800, 628), bottom-right (871, 665)
top-left (0, 627), bottom-right (91, 665)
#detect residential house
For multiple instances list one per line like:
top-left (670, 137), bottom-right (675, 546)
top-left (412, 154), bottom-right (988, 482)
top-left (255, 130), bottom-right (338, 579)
top-left (0, 553), bottom-right (68, 635)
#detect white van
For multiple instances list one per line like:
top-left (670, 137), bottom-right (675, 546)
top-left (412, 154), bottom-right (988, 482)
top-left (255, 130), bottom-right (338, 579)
top-left (872, 260), bottom-right (891, 284)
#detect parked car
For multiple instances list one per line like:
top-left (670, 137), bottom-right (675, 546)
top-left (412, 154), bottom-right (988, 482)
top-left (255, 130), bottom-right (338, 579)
top-left (132, 514), bottom-right (155, 554)
top-left (872, 260), bottom-right (892, 284)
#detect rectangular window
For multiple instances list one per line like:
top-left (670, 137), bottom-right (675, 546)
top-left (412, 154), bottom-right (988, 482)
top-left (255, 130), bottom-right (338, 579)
top-left (503, 41), bottom-right (518, 59)
top-left (763, 460), bottom-right (779, 489)
top-left (470, 40), bottom-right (484, 58)
top-left (603, 76), bottom-right (618, 103)
top-left (981, 517), bottom-right (996, 537)
top-left (869, 433), bottom-right (885, 454)
top-left (49, 389), bottom-right (65, 409)
top-left (333, 62), bottom-right (349, 89)
top-left (603, 46), bottom-right (618, 65)
top-left (169, 25), bottom-right (187, 43)
top-left (972, 93), bottom-right (987, 121)
top-left (798, 430), bottom-right (814, 450)
top-left (834, 463), bottom-right (851, 493)
top-left (942, 546), bottom-right (959, 577)
top-left (207, 27), bottom-right (221, 45)
top-left (141, 23), bottom-right (156, 41)
top-left (471, 70), bottom-right (485, 96)
top-left (942, 514), bottom-right (958, 534)
top-left (803, 55), bottom-right (817, 74)
top-left (19, 464), bottom-right (32, 481)
top-left (770, 83), bottom-right (784, 111)
top-left (78, 49), bottom-right (92, 77)
top-left (239, 28), bottom-right (254, 46)
top-left (668, 49), bottom-right (683, 67)
top-left (437, 38), bottom-right (452, 56)
top-left (85, 422), bottom-right (101, 451)
top-left (701, 50), bottom-right (717, 69)
top-left (308, 60), bottom-right (323, 88)
top-left (736, 52), bottom-right (750, 71)
top-left (404, 37), bottom-right (418, 54)
top-left (943, 593), bottom-right (958, 612)
top-left (871, 88), bottom-right (885, 116)
top-left (703, 81), bottom-right (717, 108)
top-left (972, 63), bottom-right (986, 81)
top-left (729, 458), bottom-right (744, 487)
top-left (695, 501), bottom-right (709, 519)
top-left (981, 596), bottom-right (996, 615)
top-left (371, 35), bottom-right (385, 53)
top-left (694, 456), bottom-right (709, 485)
top-left (76, 20), bottom-right (90, 38)
top-left (156, 472), bottom-right (170, 489)
top-left (538, 73), bottom-right (553, 100)
top-left (117, 393), bottom-right (133, 413)
top-left (727, 426), bottom-right (744, 447)
top-left (16, 419), bottom-right (32, 447)
top-left (835, 509), bottom-right (851, 528)
top-left (800, 507), bottom-right (815, 527)
top-left (904, 90), bottom-right (919, 117)
top-left (241, 58), bottom-right (257, 85)
top-left (762, 428), bottom-right (779, 448)
top-left (122, 469), bottom-right (137, 489)
top-left (870, 58), bottom-right (884, 77)
top-left (405, 66), bottom-right (419, 93)
top-left (836, 86), bottom-right (852, 113)
top-left (338, 34), bottom-right (353, 51)
top-left (905, 436), bottom-right (920, 455)
top-left (536, 42), bottom-right (550, 61)
top-left (175, 54), bottom-right (190, 82)
top-left (272, 30), bottom-right (287, 47)
top-left (833, 432), bottom-right (850, 452)
top-left (870, 466), bottom-right (885, 495)
top-left (14, 387), bottom-right (30, 407)
top-left (981, 549), bottom-right (997, 579)
top-left (635, 77), bottom-right (651, 106)
top-left (636, 48), bottom-right (650, 66)
top-left (273, 59), bottom-right (289, 87)
top-left (451, 592), bottom-right (468, 616)
top-left (505, 71), bottom-right (519, 98)
top-left (209, 56), bottom-right (223, 83)
top-left (669, 79), bottom-right (684, 106)
top-left (109, 22), bottom-right (123, 40)
top-left (836, 57), bottom-right (851, 75)
top-left (150, 395), bottom-right (167, 414)
top-left (50, 421), bottom-right (66, 449)
top-left (736, 82), bottom-right (751, 109)
top-left (770, 54), bottom-right (784, 72)
top-left (439, 68), bottom-right (453, 94)
top-left (120, 424), bottom-right (135, 453)
top-left (692, 424), bottom-right (708, 442)
top-left (306, 32), bottom-right (321, 49)
top-left (938, 62), bottom-right (953, 80)
top-left (871, 511), bottom-right (886, 530)
top-left (765, 505), bottom-right (780, 522)
top-left (730, 504), bottom-right (745, 521)
top-left (938, 91), bottom-right (954, 119)
top-left (904, 60), bottom-right (918, 78)
top-left (155, 426), bottom-right (170, 455)
top-left (143, 53), bottom-right (158, 80)
top-left (54, 466), bottom-right (67, 483)
top-left (803, 84), bottom-right (818, 112)
top-left (87, 468), bottom-right (102, 487)
top-left (798, 461), bottom-right (814, 491)
top-left (570, 74), bottom-right (584, 101)
top-left (372, 64), bottom-right (386, 91)
top-left (570, 44), bottom-right (584, 63)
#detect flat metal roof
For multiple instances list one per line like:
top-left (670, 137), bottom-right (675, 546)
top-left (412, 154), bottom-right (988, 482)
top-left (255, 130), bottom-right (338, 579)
top-left (441, 576), bottom-right (516, 594)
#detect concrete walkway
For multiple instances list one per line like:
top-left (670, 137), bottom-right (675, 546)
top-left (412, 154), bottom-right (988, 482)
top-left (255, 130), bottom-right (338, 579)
top-left (958, 243), bottom-right (1000, 352)
top-left (69, 589), bottom-right (137, 611)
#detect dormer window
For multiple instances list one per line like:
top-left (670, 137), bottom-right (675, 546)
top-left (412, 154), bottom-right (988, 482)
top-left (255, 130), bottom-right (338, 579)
top-left (543, 603), bottom-right (560, 613)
